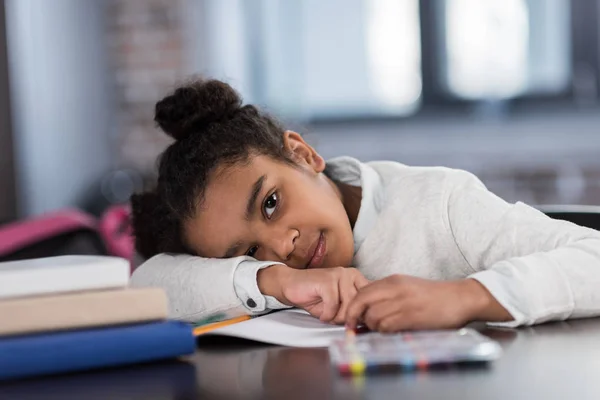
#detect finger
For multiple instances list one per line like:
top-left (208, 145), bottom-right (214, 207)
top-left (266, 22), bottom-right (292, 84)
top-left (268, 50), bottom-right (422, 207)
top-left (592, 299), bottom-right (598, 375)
top-left (377, 313), bottom-right (409, 333)
top-left (354, 273), bottom-right (370, 290)
top-left (331, 274), bottom-right (370, 325)
top-left (303, 302), bottom-right (324, 320)
top-left (363, 299), bottom-right (404, 331)
top-left (345, 297), bottom-right (370, 330)
top-left (333, 277), bottom-right (358, 324)
top-left (317, 283), bottom-right (340, 323)
top-left (356, 278), bottom-right (397, 298)
top-left (345, 281), bottom-right (397, 329)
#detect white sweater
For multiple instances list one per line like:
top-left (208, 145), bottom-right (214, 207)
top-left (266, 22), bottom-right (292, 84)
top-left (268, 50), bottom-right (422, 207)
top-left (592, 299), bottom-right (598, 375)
top-left (131, 157), bottom-right (600, 327)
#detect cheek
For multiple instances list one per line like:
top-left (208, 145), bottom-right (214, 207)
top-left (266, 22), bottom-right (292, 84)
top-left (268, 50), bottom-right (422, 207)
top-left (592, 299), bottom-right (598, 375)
top-left (300, 186), bottom-right (355, 264)
top-left (294, 186), bottom-right (343, 222)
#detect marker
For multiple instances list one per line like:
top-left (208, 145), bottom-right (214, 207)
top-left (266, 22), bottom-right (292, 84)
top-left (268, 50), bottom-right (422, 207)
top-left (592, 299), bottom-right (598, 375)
top-left (355, 325), bottom-right (370, 334)
top-left (349, 359), bottom-right (366, 375)
top-left (345, 325), bottom-right (358, 342)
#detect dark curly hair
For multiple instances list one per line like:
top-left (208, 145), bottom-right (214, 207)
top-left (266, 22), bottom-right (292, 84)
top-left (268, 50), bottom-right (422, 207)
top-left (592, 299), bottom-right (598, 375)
top-left (130, 78), bottom-right (293, 259)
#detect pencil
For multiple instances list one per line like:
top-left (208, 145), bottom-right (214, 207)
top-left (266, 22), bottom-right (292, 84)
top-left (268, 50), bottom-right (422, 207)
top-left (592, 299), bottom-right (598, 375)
top-left (193, 315), bottom-right (252, 336)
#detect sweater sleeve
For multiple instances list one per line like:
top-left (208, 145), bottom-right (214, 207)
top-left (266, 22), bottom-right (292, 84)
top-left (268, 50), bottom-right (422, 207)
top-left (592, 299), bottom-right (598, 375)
top-left (130, 254), bottom-right (290, 323)
top-left (445, 170), bottom-right (600, 327)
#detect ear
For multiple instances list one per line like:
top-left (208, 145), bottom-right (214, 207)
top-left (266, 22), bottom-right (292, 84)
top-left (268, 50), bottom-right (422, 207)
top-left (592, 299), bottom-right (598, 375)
top-left (283, 131), bottom-right (326, 173)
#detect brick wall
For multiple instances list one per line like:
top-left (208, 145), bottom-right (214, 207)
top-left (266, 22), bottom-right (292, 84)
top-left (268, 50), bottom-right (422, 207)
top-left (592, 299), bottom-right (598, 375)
top-left (105, 0), bottom-right (184, 172)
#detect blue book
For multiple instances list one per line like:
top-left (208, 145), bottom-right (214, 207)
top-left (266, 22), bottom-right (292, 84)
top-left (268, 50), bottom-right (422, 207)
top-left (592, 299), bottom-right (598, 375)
top-left (0, 321), bottom-right (195, 380)
top-left (0, 360), bottom-right (197, 399)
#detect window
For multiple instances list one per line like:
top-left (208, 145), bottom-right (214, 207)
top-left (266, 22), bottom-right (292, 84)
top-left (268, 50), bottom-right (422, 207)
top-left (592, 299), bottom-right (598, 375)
top-left (198, 0), bottom-right (421, 119)
top-left (441, 0), bottom-right (570, 99)
top-left (193, 0), bottom-right (598, 121)
top-left (253, 0), bottom-right (422, 118)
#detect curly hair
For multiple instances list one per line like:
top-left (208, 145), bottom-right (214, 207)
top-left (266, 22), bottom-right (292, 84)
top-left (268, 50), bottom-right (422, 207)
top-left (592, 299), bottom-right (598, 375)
top-left (130, 79), bottom-right (292, 259)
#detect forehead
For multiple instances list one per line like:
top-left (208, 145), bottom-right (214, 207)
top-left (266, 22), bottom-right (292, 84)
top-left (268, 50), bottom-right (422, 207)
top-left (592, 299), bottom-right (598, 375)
top-left (184, 156), bottom-right (289, 256)
top-left (208, 156), bottom-right (280, 199)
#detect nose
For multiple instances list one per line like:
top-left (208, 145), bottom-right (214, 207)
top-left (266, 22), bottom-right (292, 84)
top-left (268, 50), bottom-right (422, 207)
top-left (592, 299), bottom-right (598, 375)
top-left (263, 228), bottom-right (299, 262)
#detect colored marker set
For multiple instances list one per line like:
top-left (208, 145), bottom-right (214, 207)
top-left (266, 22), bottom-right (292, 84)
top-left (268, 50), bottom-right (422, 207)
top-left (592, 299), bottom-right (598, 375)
top-left (329, 328), bottom-right (502, 376)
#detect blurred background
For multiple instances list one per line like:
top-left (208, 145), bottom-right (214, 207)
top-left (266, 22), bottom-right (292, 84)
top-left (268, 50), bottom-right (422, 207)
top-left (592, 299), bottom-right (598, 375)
top-left (1, 0), bottom-right (600, 223)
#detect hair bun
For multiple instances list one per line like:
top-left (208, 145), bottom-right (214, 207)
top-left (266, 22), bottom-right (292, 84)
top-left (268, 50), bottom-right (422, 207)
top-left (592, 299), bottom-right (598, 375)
top-left (154, 79), bottom-right (242, 141)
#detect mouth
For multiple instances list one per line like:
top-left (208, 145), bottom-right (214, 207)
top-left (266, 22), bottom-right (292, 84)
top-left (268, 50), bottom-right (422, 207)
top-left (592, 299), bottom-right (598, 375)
top-left (306, 232), bottom-right (327, 269)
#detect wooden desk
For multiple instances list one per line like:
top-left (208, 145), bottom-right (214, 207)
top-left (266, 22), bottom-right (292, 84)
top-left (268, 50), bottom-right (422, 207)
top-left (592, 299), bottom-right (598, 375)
top-left (2, 318), bottom-right (600, 399)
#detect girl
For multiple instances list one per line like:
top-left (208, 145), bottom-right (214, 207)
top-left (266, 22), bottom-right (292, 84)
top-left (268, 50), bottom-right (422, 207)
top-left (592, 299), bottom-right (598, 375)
top-left (130, 78), bottom-right (600, 332)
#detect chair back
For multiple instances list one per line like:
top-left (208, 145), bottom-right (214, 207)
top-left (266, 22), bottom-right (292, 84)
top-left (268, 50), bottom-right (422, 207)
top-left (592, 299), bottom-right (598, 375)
top-left (538, 205), bottom-right (600, 231)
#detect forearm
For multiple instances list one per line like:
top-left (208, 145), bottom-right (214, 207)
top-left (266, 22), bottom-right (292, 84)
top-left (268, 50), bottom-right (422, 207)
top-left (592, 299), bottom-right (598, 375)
top-left (468, 238), bottom-right (600, 327)
top-left (132, 254), bottom-right (289, 322)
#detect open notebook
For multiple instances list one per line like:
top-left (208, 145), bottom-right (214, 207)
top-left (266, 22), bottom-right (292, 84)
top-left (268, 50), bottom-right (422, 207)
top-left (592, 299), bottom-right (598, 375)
top-left (199, 309), bottom-right (346, 348)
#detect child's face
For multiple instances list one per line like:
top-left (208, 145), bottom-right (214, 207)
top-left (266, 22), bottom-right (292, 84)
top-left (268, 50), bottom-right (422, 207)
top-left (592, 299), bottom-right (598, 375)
top-left (183, 132), bottom-right (355, 269)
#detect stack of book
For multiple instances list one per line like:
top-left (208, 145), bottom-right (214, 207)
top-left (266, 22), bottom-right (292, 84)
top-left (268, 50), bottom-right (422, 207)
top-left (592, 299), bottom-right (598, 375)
top-left (0, 255), bottom-right (195, 381)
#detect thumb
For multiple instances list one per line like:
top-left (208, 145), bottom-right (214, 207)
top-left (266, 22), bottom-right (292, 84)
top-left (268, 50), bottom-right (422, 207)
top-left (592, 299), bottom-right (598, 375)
top-left (317, 283), bottom-right (340, 322)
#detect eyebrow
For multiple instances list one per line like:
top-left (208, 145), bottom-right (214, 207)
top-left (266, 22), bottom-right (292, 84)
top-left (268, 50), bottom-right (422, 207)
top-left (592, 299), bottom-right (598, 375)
top-left (245, 175), bottom-right (266, 221)
top-left (222, 175), bottom-right (267, 258)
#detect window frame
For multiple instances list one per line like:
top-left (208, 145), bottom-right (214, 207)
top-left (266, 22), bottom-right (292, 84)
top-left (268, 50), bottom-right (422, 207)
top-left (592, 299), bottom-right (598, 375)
top-left (417, 0), bottom-right (599, 112)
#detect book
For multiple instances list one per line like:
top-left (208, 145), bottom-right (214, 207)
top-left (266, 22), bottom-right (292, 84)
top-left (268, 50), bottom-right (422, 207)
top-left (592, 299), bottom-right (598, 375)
top-left (197, 309), bottom-right (346, 347)
top-left (0, 288), bottom-right (168, 336)
top-left (0, 321), bottom-right (195, 380)
top-left (0, 360), bottom-right (197, 399)
top-left (0, 256), bottom-right (129, 299)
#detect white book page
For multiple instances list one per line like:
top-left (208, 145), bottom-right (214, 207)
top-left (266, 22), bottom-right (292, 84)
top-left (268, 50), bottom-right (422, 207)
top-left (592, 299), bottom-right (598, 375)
top-left (203, 309), bottom-right (346, 348)
top-left (0, 256), bottom-right (129, 299)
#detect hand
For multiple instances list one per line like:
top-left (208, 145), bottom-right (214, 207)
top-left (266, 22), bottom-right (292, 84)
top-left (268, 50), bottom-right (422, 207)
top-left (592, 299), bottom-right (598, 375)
top-left (258, 265), bottom-right (369, 324)
top-left (345, 275), bottom-right (512, 332)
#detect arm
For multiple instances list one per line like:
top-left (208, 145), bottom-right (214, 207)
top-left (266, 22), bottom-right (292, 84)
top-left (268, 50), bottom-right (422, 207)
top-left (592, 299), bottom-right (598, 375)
top-left (447, 171), bottom-right (600, 327)
top-left (346, 170), bottom-right (600, 332)
top-left (131, 253), bottom-right (369, 324)
top-left (130, 254), bottom-right (290, 322)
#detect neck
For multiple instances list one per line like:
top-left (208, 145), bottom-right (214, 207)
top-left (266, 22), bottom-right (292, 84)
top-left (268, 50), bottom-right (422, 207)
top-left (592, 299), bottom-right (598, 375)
top-left (326, 176), bottom-right (362, 229)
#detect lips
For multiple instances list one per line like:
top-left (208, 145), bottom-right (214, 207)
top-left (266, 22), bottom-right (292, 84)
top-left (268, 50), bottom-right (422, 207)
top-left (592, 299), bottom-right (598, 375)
top-left (306, 232), bottom-right (326, 269)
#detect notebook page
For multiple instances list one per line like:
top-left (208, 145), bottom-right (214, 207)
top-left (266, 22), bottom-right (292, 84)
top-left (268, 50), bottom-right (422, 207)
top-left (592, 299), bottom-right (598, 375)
top-left (203, 309), bottom-right (346, 347)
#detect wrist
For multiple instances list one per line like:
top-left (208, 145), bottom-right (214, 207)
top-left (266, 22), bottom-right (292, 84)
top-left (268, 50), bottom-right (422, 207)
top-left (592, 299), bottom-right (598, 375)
top-left (459, 279), bottom-right (490, 323)
top-left (257, 264), bottom-right (294, 306)
top-left (461, 278), bottom-right (512, 323)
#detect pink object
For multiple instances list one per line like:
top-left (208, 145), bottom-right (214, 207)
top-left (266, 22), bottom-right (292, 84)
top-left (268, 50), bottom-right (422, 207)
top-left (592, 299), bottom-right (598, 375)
top-left (98, 205), bottom-right (135, 268)
top-left (0, 209), bottom-right (97, 258)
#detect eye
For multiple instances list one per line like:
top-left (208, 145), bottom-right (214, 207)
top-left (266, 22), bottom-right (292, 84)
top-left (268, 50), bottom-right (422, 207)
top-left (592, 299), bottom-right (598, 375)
top-left (263, 192), bottom-right (278, 219)
top-left (246, 246), bottom-right (258, 257)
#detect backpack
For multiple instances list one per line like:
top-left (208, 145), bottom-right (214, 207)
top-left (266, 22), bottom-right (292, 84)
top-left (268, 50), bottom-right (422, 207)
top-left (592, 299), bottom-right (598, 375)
top-left (0, 207), bottom-right (135, 270)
